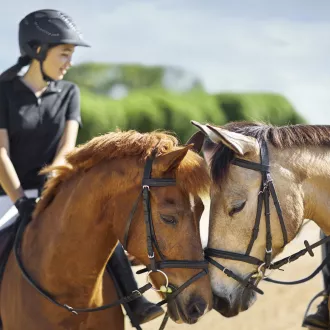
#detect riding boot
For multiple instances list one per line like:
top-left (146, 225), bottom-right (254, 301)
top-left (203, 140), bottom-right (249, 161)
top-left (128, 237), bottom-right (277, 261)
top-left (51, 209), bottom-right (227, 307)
top-left (302, 230), bottom-right (330, 329)
top-left (108, 244), bottom-right (164, 325)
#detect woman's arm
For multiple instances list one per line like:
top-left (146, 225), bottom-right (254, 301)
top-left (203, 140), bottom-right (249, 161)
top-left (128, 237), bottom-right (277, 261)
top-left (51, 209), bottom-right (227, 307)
top-left (50, 120), bottom-right (79, 167)
top-left (0, 129), bottom-right (25, 202)
top-left (50, 84), bottom-right (81, 170)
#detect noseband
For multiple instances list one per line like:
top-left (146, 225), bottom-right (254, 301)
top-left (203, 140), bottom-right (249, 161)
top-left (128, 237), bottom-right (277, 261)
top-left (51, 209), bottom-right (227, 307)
top-left (205, 139), bottom-right (330, 295)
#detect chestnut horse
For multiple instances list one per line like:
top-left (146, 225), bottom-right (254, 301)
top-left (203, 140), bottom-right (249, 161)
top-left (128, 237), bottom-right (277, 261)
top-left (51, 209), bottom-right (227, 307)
top-left (0, 130), bottom-right (213, 330)
top-left (189, 121), bottom-right (330, 323)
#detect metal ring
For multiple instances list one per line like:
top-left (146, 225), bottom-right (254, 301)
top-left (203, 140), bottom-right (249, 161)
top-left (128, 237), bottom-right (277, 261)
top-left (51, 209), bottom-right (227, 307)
top-left (257, 262), bottom-right (266, 274)
top-left (255, 262), bottom-right (274, 279)
top-left (251, 262), bottom-right (266, 279)
top-left (146, 270), bottom-right (169, 292)
top-left (251, 271), bottom-right (263, 279)
top-left (263, 268), bottom-right (275, 279)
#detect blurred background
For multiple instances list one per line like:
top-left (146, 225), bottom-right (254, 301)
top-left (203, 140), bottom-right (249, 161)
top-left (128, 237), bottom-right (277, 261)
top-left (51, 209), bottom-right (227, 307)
top-left (2, 0), bottom-right (330, 145)
top-left (1, 1), bottom-right (330, 329)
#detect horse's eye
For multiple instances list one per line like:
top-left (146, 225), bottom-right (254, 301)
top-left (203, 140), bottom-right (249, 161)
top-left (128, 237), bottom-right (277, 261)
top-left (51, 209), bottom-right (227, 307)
top-left (229, 201), bottom-right (246, 217)
top-left (160, 215), bottom-right (177, 225)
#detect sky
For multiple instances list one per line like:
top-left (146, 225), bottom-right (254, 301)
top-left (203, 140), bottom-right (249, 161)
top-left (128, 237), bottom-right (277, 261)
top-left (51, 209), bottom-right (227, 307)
top-left (1, 0), bottom-right (330, 124)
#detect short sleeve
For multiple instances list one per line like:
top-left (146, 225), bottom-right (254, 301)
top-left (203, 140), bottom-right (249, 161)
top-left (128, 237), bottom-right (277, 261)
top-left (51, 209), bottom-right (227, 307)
top-left (66, 84), bottom-right (82, 127)
top-left (0, 85), bottom-right (8, 129)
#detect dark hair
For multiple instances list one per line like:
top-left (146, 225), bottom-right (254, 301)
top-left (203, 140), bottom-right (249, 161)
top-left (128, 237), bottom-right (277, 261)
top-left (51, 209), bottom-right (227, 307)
top-left (0, 56), bottom-right (31, 82)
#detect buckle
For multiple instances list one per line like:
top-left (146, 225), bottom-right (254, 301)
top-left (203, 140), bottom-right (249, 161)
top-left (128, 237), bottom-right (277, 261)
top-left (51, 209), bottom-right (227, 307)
top-left (132, 290), bottom-right (142, 297)
top-left (265, 247), bottom-right (272, 254)
top-left (64, 304), bottom-right (78, 315)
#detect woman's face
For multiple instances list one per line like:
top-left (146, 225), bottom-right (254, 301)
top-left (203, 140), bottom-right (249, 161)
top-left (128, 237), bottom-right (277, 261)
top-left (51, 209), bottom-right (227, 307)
top-left (42, 44), bottom-right (75, 80)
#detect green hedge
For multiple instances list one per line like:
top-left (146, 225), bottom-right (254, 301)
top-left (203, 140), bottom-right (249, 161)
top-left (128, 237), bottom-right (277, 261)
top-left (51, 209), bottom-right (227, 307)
top-left (78, 89), bottom-right (226, 144)
top-left (78, 88), bottom-right (127, 143)
top-left (77, 88), bottom-right (306, 145)
top-left (215, 93), bottom-right (306, 125)
top-left (68, 62), bottom-right (306, 144)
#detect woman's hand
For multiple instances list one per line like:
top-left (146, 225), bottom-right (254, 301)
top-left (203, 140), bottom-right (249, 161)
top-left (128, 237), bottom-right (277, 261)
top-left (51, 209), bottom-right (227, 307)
top-left (14, 196), bottom-right (37, 219)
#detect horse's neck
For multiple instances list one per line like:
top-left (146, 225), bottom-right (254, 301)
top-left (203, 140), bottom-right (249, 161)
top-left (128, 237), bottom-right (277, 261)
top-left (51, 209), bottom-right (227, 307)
top-left (23, 165), bottom-right (121, 304)
top-left (280, 145), bottom-right (330, 234)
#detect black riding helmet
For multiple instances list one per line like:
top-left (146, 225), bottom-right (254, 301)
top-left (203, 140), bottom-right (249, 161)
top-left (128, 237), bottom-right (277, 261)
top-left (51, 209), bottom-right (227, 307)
top-left (18, 9), bottom-right (90, 81)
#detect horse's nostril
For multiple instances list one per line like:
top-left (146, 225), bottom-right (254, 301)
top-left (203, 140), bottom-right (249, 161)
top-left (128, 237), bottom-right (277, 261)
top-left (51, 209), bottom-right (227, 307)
top-left (213, 294), bottom-right (230, 311)
top-left (186, 297), bottom-right (207, 321)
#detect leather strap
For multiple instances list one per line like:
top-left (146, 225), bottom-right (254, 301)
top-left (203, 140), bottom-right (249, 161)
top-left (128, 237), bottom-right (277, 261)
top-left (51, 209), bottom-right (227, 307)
top-left (142, 178), bottom-right (176, 187)
top-left (136, 260), bottom-right (209, 274)
top-left (205, 248), bottom-right (263, 266)
top-left (206, 256), bottom-right (264, 295)
top-left (123, 191), bottom-right (143, 250)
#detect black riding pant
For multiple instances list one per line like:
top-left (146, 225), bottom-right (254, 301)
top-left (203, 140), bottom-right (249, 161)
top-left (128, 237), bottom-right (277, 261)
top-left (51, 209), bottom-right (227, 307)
top-left (321, 230), bottom-right (330, 291)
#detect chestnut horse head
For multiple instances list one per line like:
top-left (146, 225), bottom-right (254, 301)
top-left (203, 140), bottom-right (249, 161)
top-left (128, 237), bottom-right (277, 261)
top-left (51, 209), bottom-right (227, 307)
top-left (1, 130), bottom-right (212, 329)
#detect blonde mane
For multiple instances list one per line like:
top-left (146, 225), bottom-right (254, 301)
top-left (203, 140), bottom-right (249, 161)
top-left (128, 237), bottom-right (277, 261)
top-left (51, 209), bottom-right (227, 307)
top-left (35, 130), bottom-right (210, 215)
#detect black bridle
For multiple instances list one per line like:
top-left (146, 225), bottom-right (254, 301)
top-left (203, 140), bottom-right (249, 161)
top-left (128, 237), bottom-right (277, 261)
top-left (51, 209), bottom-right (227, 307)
top-left (122, 153), bottom-right (209, 303)
top-left (205, 139), bottom-right (330, 295)
top-left (13, 151), bottom-right (208, 328)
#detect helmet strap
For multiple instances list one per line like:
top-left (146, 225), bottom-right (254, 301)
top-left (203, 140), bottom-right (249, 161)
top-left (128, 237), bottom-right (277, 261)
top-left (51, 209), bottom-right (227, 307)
top-left (39, 61), bottom-right (54, 82)
top-left (36, 44), bottom-right (55, 82)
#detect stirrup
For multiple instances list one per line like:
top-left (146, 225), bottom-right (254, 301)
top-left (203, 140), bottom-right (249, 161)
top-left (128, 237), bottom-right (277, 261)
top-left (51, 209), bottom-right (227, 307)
top-left (302, 290), bottom-right (328, 329)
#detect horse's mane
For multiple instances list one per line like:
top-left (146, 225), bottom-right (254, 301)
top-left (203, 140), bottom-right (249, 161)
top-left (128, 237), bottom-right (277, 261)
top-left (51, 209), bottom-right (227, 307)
top-left (208, 122), bottom-right (330, 184)
top-left (35, 130), bottom-right (210, 215)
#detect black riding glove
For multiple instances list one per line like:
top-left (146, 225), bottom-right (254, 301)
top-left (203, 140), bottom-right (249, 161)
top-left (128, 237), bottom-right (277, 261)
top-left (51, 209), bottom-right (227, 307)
top-left (14, 196), bottom-right (37, 219)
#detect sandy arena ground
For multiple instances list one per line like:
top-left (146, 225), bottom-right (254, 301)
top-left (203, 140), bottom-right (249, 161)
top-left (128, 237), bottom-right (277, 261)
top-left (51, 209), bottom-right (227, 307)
top-left (126, 201), bottom-right (325, 330)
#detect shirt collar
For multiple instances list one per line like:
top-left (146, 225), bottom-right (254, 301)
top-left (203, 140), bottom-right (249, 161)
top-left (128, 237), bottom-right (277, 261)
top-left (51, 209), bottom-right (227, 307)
top-left (13, 76), bottom-right (61, 94)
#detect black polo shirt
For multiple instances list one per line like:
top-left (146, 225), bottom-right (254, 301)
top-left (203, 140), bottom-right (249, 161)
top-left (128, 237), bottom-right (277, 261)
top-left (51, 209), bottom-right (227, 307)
top-left (0, 76), bottom-right (82, 194)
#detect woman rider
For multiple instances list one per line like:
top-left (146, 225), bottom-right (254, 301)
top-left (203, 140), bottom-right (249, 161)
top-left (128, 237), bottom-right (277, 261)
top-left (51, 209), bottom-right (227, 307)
top-left (0, 9), bottom-right (163, 326)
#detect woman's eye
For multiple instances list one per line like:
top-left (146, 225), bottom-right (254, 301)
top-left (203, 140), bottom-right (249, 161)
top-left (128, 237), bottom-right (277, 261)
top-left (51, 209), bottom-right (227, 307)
top-left (160, 215), bottom-right (177, 225)
top-left (229, 201), bottom-right (246, 217)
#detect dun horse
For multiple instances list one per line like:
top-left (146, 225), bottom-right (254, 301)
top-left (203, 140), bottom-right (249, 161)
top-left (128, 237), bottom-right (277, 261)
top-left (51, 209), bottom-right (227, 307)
top-left (0, 130), bottom-right (212, 329)
top-left (189, 120), bottom-right (330, 321)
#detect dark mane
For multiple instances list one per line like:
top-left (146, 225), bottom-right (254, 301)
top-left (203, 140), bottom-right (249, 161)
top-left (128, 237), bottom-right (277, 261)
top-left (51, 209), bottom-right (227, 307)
top-left (209, 122), bottom-right (330, 184)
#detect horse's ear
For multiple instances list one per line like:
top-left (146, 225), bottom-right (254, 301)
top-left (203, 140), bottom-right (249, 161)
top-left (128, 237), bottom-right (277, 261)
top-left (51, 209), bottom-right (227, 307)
top-left (191, 120), bottom-right (258, 156)
top-left (185, 131), bottom-right (205, 153)
top-left (156, 145), bottom-right (192, 173)
top-left (205, 124), bottom-right (259, 156)
top-left (191, 120), bottom-right (220, 145)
